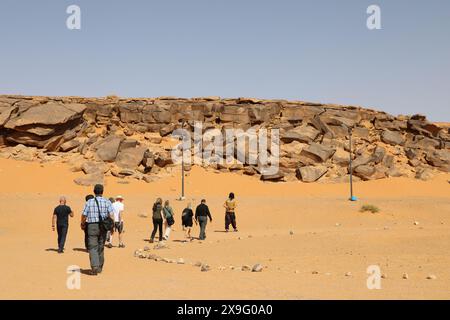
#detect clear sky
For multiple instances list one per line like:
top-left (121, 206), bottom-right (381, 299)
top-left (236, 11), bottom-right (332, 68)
top-left (0, 0), bottom-right (449, 121)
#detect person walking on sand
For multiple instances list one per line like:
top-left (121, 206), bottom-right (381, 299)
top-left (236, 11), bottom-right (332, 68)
top-left (150, 198), bottom-right (163, 243)
top-left (224, 192), bottom-right (238, 232)
top-left (195, 199), bottom-right (212, 240)
top-left (109, 195), bottom-right (125, 248)
top-left (52, 196), bottom-right (74, 253)
top-left (81, 184), bottom-right (114, 276)
top-left (181, 203), bottom-right (195, 240)
top-left (163, 200), bottom-right (175, 240)
top-left (83, 194), bottom-right (94, 250)
top-left (105, 197), bottom-right (115, 248)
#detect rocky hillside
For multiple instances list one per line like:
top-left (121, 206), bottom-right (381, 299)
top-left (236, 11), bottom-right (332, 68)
top-left (0, 95), bottom-right (449, 185)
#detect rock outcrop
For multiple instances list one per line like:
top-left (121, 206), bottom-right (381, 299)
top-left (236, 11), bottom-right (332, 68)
top-left (0, 95), bottom-right (449, 185)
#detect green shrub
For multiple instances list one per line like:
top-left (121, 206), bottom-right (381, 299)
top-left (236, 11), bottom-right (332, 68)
top-left (360, 204), bottom-right (380, 214)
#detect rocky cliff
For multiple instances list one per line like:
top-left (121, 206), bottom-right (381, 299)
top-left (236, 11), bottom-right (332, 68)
top-left (0, 95), bottom-right (449, 185)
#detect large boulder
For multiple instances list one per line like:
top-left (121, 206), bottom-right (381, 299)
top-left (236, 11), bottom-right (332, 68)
top-left (381, 130), bottom-right (405, 146)
top-left (115, 146), bottom-right (148, 169)
top-left (296, 165), bottom-right (328, 182)
top-left (353, 165), bottom-right (376, 180)
top-left (260, 171), bottom-right (285, 182)
top-left (4, 102), bottom-right (86, 128)
top-left (425, 149), bottom-right (450, 172)
top-left (81, 161), bottom-right (107, 175)
top-left (332, 148), bottom-right (350, 167)
top-left (300, 143), bottom-right (336, 163)
top-left (74, 173), bottom-right (104, 186)
top-left (95, 136), bottom-right (124, 162)
top-left (281, 126), bottom-right (320, 143)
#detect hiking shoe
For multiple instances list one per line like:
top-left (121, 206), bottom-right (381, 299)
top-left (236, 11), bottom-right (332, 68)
top-left (233, 229), bottom-right (238, 232)
top-left (149, 239), bottom-right (154, 243)
top-left (106, 243), bottom-right (113, 248)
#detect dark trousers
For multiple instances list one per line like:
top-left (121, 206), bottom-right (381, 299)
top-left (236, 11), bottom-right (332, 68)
top-left (225, 212), bottom-right (237, 231)
top-left (57, 224), bottom-right (68, 251)
top-left (84, 228), bottom-right (89, 250)
top-left (151, 218), bottom-right (163, 241)
top-left (87, 223), bottom-right (107, 271)
top-left (198, 216), bottom-right (208, 240)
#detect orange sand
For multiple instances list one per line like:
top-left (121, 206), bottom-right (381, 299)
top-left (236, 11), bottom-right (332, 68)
top-left (0, 158), bottom-right (449, 299)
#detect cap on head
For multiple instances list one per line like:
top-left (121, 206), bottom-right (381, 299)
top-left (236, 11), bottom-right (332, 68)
top-left (116, 195), bottom-right (123, 201)
top-left (94, 184), bottom-right (104, 196)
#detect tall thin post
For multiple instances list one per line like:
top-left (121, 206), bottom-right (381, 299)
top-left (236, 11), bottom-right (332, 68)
top-left (348, 127), bottom-right (357, 201)
top-left (180, 120), bottom-right (186, 200)
top-left (181, 143), bottom-right (185, 199)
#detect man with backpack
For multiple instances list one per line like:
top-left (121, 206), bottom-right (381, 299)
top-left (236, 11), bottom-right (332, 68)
top-left (80, 184), bottom-right (114, 275)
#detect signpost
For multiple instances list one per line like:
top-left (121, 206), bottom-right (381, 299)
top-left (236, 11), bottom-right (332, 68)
top-left (348, 126), bottom-right (357, 202)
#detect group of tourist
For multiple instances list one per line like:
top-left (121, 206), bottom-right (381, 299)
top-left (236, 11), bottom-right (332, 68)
top-left (51, 185), bottom-right (238, 276)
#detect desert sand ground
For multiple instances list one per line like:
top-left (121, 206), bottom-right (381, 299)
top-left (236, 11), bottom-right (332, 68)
top-left (0, 157), bottom-right (449, 300)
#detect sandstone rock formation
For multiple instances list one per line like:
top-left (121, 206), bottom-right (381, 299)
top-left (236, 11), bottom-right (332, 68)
top-left (0, 95), bottom-right (449, 185)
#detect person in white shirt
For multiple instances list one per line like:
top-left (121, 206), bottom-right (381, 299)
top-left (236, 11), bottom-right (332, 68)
top-left (108, 195), bottom-right (125, 248)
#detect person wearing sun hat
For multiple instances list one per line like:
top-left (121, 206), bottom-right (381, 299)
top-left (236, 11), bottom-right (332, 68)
top-left (109, 195), bottom-right (125, 248)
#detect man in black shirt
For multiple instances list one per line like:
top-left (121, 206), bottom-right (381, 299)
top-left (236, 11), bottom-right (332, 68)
top-left (195, 199), bottom-right (212, 240)
top-left (52, 196), bottom-right (74, 253)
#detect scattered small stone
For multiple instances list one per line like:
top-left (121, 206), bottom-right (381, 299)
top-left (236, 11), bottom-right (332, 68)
top-left (414, 221), bottom-right (419, 226)
top-left (138, 213), bottom-right (148, 218)
top-left (218, 266), bottom-right (226, 271)
top-left (312, 271), bottom-right (319, 275)
top-left (248, 235), bottom-right (253, 238)
top-left (154, 242), bottom-right (169, 250)
top-left (162, 258), bottom-right (170, 263)
top-left (402, 273), bottom-right (409, 280)
top-left (252, 264), bottom-right (263, 272)
top-left (381, 274), bottom-right (388, 279)
top-left (289, 230), bottom-right (294, 235)
top-left (294, 270), bottom-right (299, 274)
top-left (194, 261), bottom-right (202, 267)
top-left (345, 272), bottom-right (352, 277)
top-left (143, 246), bottom-right (150, 251)
top-left (241, 265), bottom-right (251, 272)
top-left (201, 264), bottom-right (211, 272)
top-left (134, 250), bottom-right (140, 257)
top-left (238, 237), bottom-right (242, 240)
top-left (139, 253), bottom-right (147, 259)
top-left (177, 258), bottom-right (185, 264)
top-left (335, 223), bottom-right (341, 227)
top-left (426, 274), bottom-right (437, 280)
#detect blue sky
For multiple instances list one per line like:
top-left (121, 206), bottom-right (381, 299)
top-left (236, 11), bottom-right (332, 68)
top-left (0, 0), bottom-right (449, 121)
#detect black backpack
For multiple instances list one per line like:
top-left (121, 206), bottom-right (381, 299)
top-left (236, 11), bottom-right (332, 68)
top-left (95, 198), bottom-right (114, 232)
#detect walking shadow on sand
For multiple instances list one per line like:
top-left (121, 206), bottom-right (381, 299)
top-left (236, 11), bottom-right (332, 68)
top-left (73, 248), bottom-right (88, 253)
top-left (45, 248), bottom-right (60, 253)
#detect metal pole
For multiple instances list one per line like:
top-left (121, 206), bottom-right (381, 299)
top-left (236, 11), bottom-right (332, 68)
top-left (180, 121), bottom-right (186, 200)
top-left (349, 127), bottom-right (357, 201)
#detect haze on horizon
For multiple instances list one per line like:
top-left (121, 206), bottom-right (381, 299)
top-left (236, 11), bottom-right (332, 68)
top-left (0, 0), bottom-right (449, 121)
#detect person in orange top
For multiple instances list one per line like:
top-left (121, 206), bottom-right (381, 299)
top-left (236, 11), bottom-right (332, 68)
top-left (223, 192), bottom-right (238, 232)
